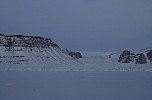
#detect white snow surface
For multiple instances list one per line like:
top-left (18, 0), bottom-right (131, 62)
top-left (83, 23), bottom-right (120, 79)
top-left (0, 46), bottom-right (80, 71)
top-left (0, 47), bottom-right (152, 71)
top-left (0, 71), bottom-right (152, 100)
top-left (0, 51), bottom-right (152, 100)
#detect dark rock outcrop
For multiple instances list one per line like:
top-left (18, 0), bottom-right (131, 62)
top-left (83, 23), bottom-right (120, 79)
top-left (118, 50), bottom-right (148, 64)
top-left (135, 53), bottom-right (147, 64)
top-left (0, 34), bottom-right (59, 49)
top-left (147, 50), bottom-right (152, 63)
top-left (69, 52), bottom-right (82, 59)
top-left (118, 50), bottom-right (135, 63)
top-left (62, 49), bottom-right (82, 59)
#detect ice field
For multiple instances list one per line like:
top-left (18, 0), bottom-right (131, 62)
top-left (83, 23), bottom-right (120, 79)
top-left (0, 52), bottom-right (152, 100)
top-left (0, 71), bottom-right (152, 100)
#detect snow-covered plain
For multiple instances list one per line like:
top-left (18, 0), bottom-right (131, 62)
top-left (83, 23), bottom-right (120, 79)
top-left (0, 71), bottom-right (152, 100)
top-left (0, 52), bottom-right (152, 100)
top-left (0, 51), bottom-right (152, 71)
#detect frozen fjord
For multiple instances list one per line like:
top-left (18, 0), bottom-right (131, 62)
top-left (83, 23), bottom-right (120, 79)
top-left (0, 71), bottom-right (152, 100)
top-left (0, 52), bottom-right (152, 100)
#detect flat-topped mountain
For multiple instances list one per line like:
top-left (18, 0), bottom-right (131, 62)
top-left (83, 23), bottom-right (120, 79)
top-left (0, 34), bottom-right (81, 67)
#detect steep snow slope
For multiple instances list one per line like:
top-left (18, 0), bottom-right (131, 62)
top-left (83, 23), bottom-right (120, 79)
top-left (0, 46), bottom-right (79, 67)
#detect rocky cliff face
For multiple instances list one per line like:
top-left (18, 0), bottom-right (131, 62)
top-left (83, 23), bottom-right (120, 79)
top-left (0, 34), bottom-right (59, 50)
top-left (146, 50), bottom-right (152, 63)
top-left (118, 50), bottom-right (152, 64)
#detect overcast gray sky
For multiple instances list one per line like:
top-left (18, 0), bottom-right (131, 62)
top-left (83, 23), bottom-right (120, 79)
top-left (0, 0), bottom-right (152, 51)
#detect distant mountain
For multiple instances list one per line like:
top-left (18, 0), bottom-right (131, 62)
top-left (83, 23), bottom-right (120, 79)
top-left (0, 34), bottom-right (81, 67)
